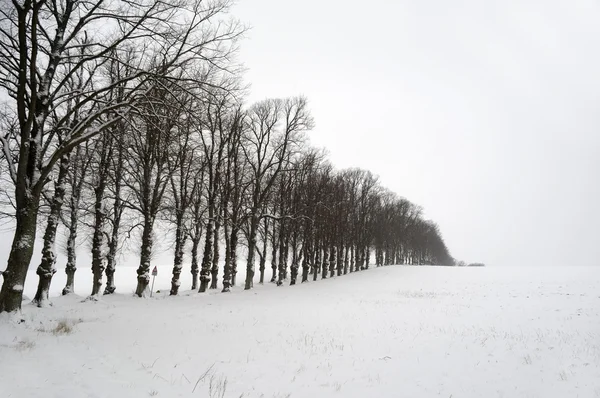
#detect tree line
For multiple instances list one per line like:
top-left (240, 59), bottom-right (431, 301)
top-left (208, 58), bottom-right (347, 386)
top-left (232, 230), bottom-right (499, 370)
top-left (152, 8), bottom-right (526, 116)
top-left (0, 0), bottom-right (452, 313)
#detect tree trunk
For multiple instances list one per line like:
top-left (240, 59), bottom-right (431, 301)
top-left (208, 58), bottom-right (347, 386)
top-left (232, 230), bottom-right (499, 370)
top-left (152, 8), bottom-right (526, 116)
top-left (283, 235), bottom-right (290, 280)
top-left (230, 228), bottom-right (239, 286)
top-left (277, 225), bottom-right (287, 286)
top-left (337, 244), bottom-right (344, 276)
top-left (104, 174), bottom-right (123, 295)
top-left (301, 239), bottom-right (310, 283)
top-left (321, 246), bottom-right (328, 279)
top-left (259, 218), bottom-right (268, 284)
top-left (244, 215), bottom-right (259, 290)
top-left (103, 212), bottom-right (121, 295)
top-left (135, 216), bottom-right (154, 297)
top-left (62, 193), bottom-right (79, 295)
top-left (198, 215), bottom-right (214, 292)
top-left (289, 241), bottom-right (299, 286)
top-left (209, 218), bottom-right (220, 289)
top-left (90, 184), bottom-right (107, 297)
top-left (0, 199), bottom-right (39, 313)
top-left (170, 217), bottom-right (186, 295)
top-left (222, 221), bottom-right (232, 292)
top-left (270, 222), bottom-right (278, 283)
top-left (329, 245), bottom-right (336, 278)
top-left (190, 236), bottom-right (201, 290)
top-left (313, 242), bottom-right (320, 282)
top-left (343, 244), bottom-right (349, 275)
top-left (33, 153), bottom-right (70, 306)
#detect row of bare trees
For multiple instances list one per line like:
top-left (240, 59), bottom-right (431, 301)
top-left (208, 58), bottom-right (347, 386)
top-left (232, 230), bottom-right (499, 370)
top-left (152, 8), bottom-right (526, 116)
top-left (0, 0), bottom-right (452, 313)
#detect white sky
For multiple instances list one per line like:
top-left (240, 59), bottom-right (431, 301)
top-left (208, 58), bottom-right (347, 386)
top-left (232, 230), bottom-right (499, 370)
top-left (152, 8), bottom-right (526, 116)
top-left (233, 0), bottom-right (600, 266)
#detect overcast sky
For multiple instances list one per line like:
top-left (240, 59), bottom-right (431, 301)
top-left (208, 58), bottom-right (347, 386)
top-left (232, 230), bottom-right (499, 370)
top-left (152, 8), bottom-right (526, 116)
top-left (233, 0), bottom-right (600, 266)
top-left (1, 0), bottom-right (598, 269)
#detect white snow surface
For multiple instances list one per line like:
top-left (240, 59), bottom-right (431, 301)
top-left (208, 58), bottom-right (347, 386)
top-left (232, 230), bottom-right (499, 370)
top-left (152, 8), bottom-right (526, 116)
top-left (1, 265), bottom-right (599, 398)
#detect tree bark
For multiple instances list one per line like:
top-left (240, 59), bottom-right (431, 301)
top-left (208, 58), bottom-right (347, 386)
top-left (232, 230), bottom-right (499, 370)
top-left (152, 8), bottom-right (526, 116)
top-left (170, 217), bottom-right (186, 295)
top-left (289, 240), bottom-right (299, 286)
top-left (277, 223), bottom-right (287, 286)
top-left (244, 214), bottom-right (259, 290)
top-left (301, 241), bottom-right (310, 283)
top-left (0, 198), bottom-right (39, 313)
top-left (313, 242), bottom-right (320, 282)
top-left (337, 244), bottom-right (344, 276)
top-left (321, 246), bottom-right (328, 279)
top-left (62, 192), bottom-right (79, 296)
top-left (258, 218), bottom-right (268, 284)
top-left (270, 221), bottom-right (278, 283)
top-left (198, 215), bottom-right (214, 292)
top-left (33, 153), bottom-right (70, 306)
top-left (329, 245), bottom-right (336, 278)
top-left (103, 205), bottom-right (121, 295)
top-left (209, 217), bottom-right (220, 289)
top-left (104, 144), bottom-right (124, 295)
top-left (222, 220), bottom-right (232, 292)
top-left (90, 183), bottom-right (107, 297)
top-left (198, 227), bottom-right (213, 292)
top-left (190, 235), bottom-right (201, 290)
top-left (230, 228), bottom-right (239, 287)
top-left (343, 244), bottom-right (349, 275)
top-left (135, 216), bottom-right (155, 297)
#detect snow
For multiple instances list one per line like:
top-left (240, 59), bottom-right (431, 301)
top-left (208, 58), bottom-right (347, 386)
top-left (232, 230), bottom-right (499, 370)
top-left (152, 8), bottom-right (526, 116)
top-left (12, 284), bottom-right (23, 292)
top-left (1, 265), bottom-right (599, 398)
top-left (16, 237), bottom-right (31, 250)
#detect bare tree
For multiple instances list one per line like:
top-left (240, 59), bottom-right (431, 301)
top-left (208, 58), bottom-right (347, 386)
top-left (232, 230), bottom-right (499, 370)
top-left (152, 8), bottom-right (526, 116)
top-left (187, 166), bottom-right (206, 291)
top-left (220, 107), bottom-right (246, 292)
top-left (241, 97), bottom-right (313, 290)
top-left (167, 114), bottom-right (197, 295)
top-left (124, 77), bottom-right (185, 297)
top-left (198, 94), bottom-right (230, 293)
top-left (61, 143), bottom-right (92, 295)
top-left (0, 0), bottom-right (242, 312)
top-left (104, 130), bottom-right (128, 295)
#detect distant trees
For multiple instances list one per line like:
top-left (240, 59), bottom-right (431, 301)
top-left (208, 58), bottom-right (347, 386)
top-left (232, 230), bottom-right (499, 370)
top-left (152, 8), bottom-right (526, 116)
top-left (0, 0), bottom-right (454, 313)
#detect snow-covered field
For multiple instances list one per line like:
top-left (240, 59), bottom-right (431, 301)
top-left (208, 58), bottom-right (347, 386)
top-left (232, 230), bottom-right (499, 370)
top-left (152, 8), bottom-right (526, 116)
top-left (1, 265), bottom-right (599, 398)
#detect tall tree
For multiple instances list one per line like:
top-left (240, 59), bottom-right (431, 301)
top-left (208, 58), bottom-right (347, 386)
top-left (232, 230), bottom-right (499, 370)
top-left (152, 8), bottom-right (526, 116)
top-left (241, 97), bottom-right (313, 290)
top-left (0, 0), bottom-right (241, 312)
top-left (124, 77), bottom-right (185, 297)
top-left (61, 144), bottom-right (92, 295)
